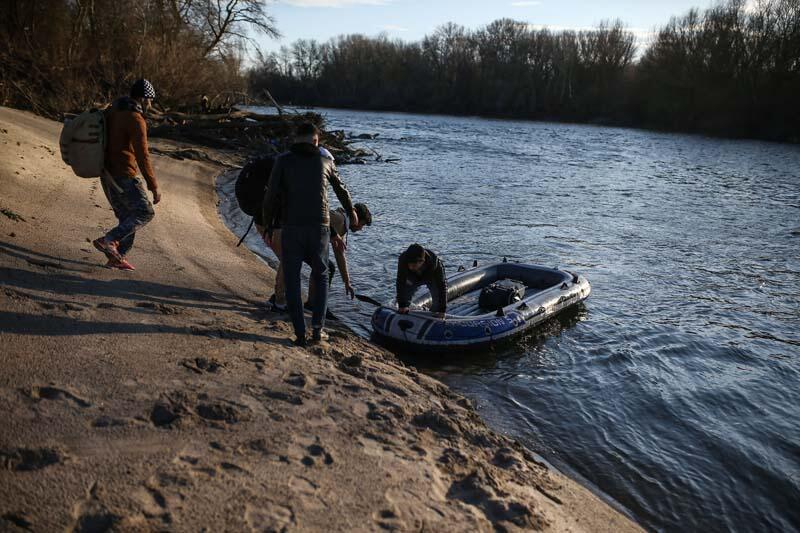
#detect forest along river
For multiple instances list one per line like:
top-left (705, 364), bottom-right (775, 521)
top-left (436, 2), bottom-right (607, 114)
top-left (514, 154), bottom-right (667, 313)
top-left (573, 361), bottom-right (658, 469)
top-left (217, 107), bottom-right (800, 532)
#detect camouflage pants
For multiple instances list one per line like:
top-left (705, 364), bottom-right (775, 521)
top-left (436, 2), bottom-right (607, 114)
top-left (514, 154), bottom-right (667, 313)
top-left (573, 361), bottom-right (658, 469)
top-left (101, 175), bottom-right (154, 257)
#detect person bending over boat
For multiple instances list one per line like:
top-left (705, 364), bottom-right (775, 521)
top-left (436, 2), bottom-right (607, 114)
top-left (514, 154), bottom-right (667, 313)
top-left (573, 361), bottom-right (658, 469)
top-left (306, 203), bottom-right (372, 306)
top-left (396, 244), bottom-right (447, 317)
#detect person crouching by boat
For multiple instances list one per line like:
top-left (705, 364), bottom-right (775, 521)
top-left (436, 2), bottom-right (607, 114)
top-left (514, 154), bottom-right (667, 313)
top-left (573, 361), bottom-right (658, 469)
top-left (396, 244), bottom-right (447, 317)
top-left (306, 203), bottom-right (373, 306)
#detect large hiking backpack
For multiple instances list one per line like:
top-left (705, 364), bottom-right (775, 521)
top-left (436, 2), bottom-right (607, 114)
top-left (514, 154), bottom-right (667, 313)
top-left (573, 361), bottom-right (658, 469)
top-left (59, 108), bottom-right (107, 178)
top-left (478, 279), bottom-right (526, 310)
top-left (235, 155), bottom-right (275, 217)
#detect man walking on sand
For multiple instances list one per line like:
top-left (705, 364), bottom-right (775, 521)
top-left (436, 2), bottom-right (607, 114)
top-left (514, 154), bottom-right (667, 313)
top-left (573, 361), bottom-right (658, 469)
top-left (92, 79), bottom-right (160, 271)
top-left (263, 123), bottom-right (358, 346)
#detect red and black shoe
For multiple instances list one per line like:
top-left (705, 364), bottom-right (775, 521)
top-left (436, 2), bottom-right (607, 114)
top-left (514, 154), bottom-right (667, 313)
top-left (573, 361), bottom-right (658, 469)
top-left (105, 258), bottom-right (135, 271)
top-left (93, 237), bottom-right (123, 262)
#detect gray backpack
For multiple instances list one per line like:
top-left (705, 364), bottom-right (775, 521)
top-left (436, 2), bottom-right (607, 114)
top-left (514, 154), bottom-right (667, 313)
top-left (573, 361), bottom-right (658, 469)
top-left (59, 108), bottom-right (106, 178)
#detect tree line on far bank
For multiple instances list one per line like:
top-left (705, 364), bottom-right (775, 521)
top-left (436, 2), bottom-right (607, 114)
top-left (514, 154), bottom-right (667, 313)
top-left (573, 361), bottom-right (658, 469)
top-left (250, 0), bottom-right (799, 142)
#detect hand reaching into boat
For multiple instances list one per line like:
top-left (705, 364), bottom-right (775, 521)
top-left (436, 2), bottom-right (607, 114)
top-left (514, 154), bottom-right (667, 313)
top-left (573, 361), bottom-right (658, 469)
top-left (398, 307), bottom-right (409, 314)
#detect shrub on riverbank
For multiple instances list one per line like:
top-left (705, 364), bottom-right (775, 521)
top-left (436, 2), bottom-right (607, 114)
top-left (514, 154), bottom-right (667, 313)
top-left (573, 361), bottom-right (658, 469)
top-left (0, 0), bottom-right (276, 117)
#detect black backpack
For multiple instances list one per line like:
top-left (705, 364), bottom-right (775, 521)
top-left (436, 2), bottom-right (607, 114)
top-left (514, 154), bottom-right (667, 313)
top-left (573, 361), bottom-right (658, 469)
top-left (235, 155), bottom-right (275, 218)
top-left (479, 279), bottom-right (526, 310)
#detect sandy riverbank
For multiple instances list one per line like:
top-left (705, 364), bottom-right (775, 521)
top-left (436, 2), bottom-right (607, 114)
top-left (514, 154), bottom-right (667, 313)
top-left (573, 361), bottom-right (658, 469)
top-left (0, 106), bottom-right (641, 532)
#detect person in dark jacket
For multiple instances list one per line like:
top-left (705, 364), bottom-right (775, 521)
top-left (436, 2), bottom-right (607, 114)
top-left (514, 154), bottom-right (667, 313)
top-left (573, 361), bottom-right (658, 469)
top-left (262, 123), bottom-right (358, 346)
top-left (262, 147), bottom-right (340, 313)
top-left (92, 79), bottom-right (160, 271)
top-left (396, 244), bottom-right (447, 316)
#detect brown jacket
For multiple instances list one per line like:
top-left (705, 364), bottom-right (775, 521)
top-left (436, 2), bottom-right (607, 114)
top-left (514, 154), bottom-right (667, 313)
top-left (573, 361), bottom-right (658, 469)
top-left (105, 97), bottom-right (157, 191)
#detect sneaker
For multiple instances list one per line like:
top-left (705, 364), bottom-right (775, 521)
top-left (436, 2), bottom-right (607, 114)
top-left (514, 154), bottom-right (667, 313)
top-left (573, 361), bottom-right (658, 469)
top-left (311, 329), bottom-right (329, 343)
top-left (93, 237), bottom-right (122, 261)
top-left (106, 258), bottom-right (136, 271)
top-left (292, 336), bottom-right (307, 347)
top-left (266, 294), bottom-right (287, 312)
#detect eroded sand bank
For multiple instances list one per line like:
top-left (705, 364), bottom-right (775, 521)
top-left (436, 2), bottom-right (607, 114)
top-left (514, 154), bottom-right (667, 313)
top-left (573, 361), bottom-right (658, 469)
top-left (0, 107), bottom-right (641, 532)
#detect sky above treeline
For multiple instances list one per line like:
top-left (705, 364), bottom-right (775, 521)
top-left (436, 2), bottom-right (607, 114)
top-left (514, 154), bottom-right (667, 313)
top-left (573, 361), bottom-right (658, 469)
top-left (258, 0), bottom-right (724, 52)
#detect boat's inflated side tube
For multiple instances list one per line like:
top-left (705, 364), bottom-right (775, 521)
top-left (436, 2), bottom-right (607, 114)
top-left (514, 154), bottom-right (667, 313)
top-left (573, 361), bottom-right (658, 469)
top-left (371, 262), bottom-right (591, 350)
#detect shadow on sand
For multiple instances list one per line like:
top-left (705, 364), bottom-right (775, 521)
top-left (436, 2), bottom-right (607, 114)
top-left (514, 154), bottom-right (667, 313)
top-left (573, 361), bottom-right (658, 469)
top-left (0, 310), bottom-right (271, 343)
top-left (0, 241), bottom-right (276, 342)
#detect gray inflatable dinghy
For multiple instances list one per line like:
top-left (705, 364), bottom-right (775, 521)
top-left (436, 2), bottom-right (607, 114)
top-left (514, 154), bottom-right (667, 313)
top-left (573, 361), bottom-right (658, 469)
top-left (371, 262), bottom-right (590, 350)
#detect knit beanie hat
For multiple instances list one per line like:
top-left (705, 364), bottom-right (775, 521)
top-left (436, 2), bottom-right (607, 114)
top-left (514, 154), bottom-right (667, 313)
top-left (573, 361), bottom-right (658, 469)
top-left (131, 79), bottom-right (156, 100)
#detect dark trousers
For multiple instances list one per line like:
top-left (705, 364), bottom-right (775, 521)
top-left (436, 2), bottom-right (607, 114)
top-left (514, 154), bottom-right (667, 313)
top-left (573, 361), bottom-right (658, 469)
top-left (281, 225), bottom-right (330, 338)
top-left (101, 175), bottom-right (154, 256)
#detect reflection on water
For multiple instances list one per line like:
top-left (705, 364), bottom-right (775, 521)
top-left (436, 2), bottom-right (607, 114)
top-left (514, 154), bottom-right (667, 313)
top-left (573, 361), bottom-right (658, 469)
top-left (223, 107), bottom-right (800, 532)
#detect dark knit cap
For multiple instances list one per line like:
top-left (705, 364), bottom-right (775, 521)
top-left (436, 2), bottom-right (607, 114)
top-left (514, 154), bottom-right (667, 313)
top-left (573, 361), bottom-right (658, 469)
top-left (131, 79), bottom-right (156, 100)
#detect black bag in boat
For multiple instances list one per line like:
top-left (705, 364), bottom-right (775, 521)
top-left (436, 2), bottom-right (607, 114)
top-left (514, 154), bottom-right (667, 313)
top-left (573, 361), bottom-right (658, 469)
top-left (478, 279), bottom-right (526, 310)
top-left (235, 155), bottom-right (275, 218)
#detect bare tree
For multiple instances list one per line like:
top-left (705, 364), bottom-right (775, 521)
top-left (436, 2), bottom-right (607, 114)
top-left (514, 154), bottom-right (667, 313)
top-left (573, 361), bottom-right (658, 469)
top-left (188, 0), bottom-right (280, 57)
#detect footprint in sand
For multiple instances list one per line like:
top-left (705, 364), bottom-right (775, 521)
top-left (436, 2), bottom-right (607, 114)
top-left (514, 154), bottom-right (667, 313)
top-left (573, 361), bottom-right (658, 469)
top-left (0, 447), bottom-right (65, 471)
top-left (284, 372), bottom-right (309, 389)
top-left (244, 502), bottom-right (295, 533)
top-left (72, 510), bottom-right (121, 533)
top-left (300, 443), bottom-right (334, 468)
top-left (27, 385), bottom-right (91, 408)
top-left (366, 401), bottom-right (396, 423)
top-left (288, 476), bottom-right (327, 510)
top-left (180, 357), bottom-right (225, 374)
top-left (70, 482), bottom-right (123, 533)
top-left (195, 401), bottom-right (249, 424)
top-left (445, 471), bottom-right (541, 530)
top-left (149, 393), bottom-right (251, 428)
top-left (383, 487), bottom-right (447, 530)
top-left (246, 385), bottom-right (304, 407)
top-left (174, 451), bottom-right (249, 481)
top-left (2, 512), bottom-right (32, 530)
top-left (175, 454), bottom-right (217, 479)
top-left (247, 357), bottom-right (266, 371)
top-left (91, 416), bottom-right (139, 428)
top-left (372, 508), bottom-right (407, 531)
top-left (132, 484), bottom-right (172, 526)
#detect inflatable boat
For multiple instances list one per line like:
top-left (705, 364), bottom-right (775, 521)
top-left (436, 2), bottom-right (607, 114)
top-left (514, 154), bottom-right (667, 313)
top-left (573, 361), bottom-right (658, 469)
top-left (371, 262), bottom-right (590, 350)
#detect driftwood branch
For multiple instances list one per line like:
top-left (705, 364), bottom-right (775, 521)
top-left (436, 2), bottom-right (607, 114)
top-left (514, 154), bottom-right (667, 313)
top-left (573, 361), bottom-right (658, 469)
top-left (262, 89), bottom-right (283, 116)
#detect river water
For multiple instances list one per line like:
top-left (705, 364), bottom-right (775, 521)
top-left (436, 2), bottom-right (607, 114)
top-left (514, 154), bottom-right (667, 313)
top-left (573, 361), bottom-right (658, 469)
top-left (219, 107), bottom-right (800, 532)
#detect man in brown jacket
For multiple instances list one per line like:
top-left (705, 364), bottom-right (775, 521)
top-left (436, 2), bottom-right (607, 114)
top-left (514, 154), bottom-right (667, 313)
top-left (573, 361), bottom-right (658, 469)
top-left (92, 79), bottom-right (160, 271)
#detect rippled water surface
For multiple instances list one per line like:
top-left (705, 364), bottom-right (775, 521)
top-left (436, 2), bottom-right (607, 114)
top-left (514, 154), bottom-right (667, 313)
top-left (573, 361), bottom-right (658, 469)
top-left (225, 107), bottom-right (800, 531)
